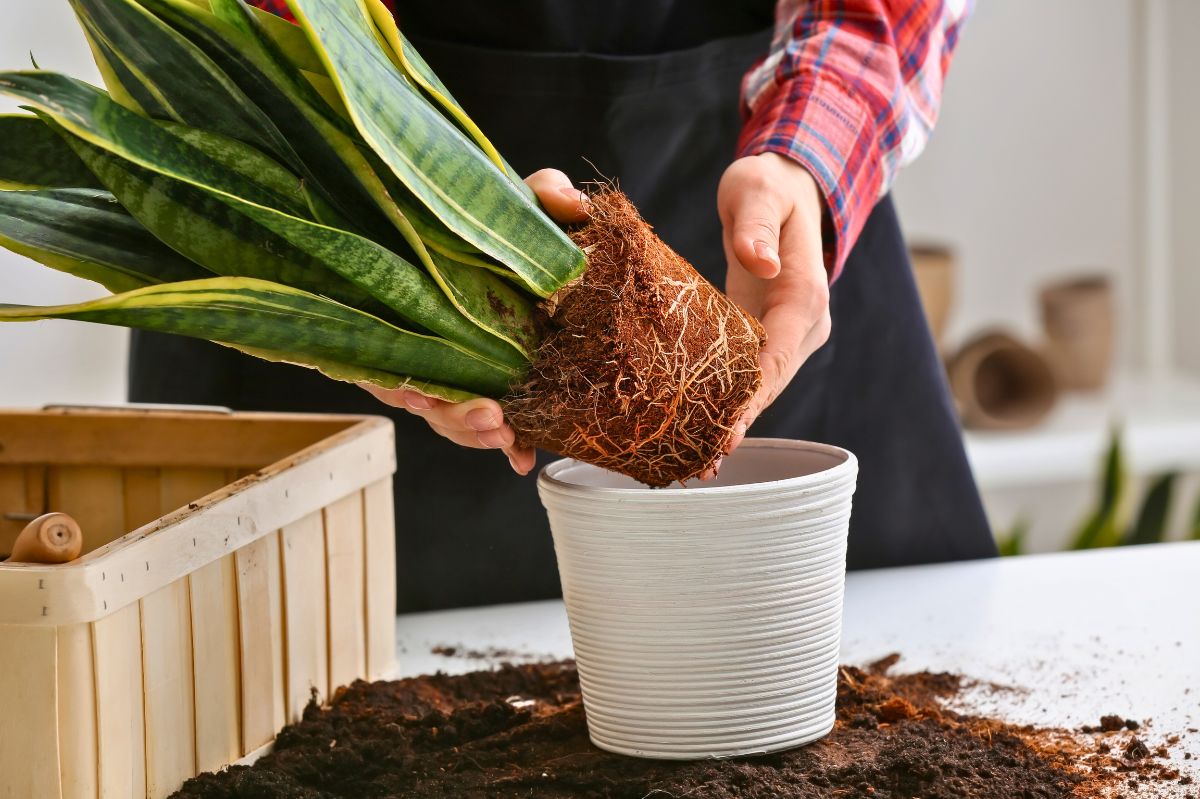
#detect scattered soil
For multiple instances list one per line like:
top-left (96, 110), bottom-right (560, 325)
top-left (430, 645), bottom-right (522, 661)
top-left (503, 188), bottom-right (765, 487)
top-left (172, 656), bottom-right (1193, 798)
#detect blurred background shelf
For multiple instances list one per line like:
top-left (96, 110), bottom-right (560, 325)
top-left (965, 370), bottom-right (1200, 490)
top-left (964, 369), bottom-right (1200, 554)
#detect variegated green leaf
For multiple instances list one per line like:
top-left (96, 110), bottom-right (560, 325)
top-left (0, 187), bottom-right (210, 292)
top-left (246, 3), bottom-right (326, 75)
top-left (64, 132), bottom-right (382, 310)
top-left (287, 0), bottom-right (586, 297)
top-left (135, 0), bottom-right (409, 242)
top-left (361, 0), bottom-right (534, 203)
top-left (0, 278), bottom-right (518, 395)
top-left (2, 76), bottom-right (525, 364)
top-left (426, 249), bottom-right (539, 357)
top-left (0, 115), bottom-right (102, 190)
top-left (68, 0), bottom-right (288, 157)
top-left (230, 343), bottom-right (478, 402)
top-left (78, 16), bottom-right (166, 117)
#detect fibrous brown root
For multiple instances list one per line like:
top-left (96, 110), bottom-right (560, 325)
top-left (502, 188), bottom-right (765, 487)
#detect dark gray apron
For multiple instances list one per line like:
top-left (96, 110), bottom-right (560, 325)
top-left (130, 2), bottom-right (995, 612)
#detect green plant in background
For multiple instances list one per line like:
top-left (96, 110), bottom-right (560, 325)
top-left (998, 426), bottom-right (1196, 556)
top-left (1069, 427), bottom-right (1126, 550)
top-left (1125, 471), bottom-right (1178, 547)
top-left (995, 516), bottom-right (1029, 557)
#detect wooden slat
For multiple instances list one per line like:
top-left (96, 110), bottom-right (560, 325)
top-left (93, 603), bottom-right (146, 799)
top-left (0, 625), bottom-right (61, 799)
top-left (281, 512), bottom-right (328, 721)
top-left (139, 582), bottom-right (195, 799)
top-left (235, 532), bottom-right (286, 753)
top-left (159, 468), bottom-right (227, 518)
top-left (0, 420), bottom-right (397, 629)
top-left (190, 556), bottom-right (242, 772)
top-left (324, 492), bottom-right (366, 695)
top-left (48, 465), bottom-right (126, 554)
top-left (0, 465), bottom-right (29, 556)
top-left (362, 479), bottom-right (396, 679)
top-left (123, 468), bottom-right (162, 531)
top-left (161, 468), bottom-right (242, 774)
top-left (0, 412), bottom-right (363, 468)
top-left (57, 623), bottom-right (98, 799)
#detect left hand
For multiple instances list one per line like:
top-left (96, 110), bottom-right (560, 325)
top-left (718, 152), bottom-right (832, 454)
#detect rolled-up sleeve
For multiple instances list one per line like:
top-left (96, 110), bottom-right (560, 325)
top-left (739, 0), bottom-right (973, 280)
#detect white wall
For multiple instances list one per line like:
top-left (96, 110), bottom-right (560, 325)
top-left (0, 0), bottom-right (127, 408)
top-left (894, 0), bottom-right (1143, 368)
top-left (1168, 1), bottom-right (1200, 374)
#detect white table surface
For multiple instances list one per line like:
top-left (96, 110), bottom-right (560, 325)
top-left (396, 542), bottom-right (1200, 776)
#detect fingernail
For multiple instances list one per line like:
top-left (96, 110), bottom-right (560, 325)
top-left (403, 392), bottom-right (434, 410)
top-left (754, 241), bottom-right (780, 268)
top-left (735, 419), bottom-right (750, 436)
top-left (465, 408), bottom-right (500, 432)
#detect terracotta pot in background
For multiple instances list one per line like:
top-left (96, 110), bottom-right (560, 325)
top-left (947, 331), bottom-right (1058, 431)
top-left (909, 244), bottom-right (956, 349)
top-left (1039, 275), bottom-right (1114, 391)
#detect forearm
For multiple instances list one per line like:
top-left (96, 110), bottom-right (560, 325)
top-left (739, 0), bottom-right (973, 279)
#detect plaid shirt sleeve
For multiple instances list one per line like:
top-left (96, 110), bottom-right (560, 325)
top-left (739, 0), bottom-right (972, 280)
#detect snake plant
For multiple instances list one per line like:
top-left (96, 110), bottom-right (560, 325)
top-left (0, 0), bottom-right (586, 402)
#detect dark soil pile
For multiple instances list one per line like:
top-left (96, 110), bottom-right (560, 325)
top-left (172, 656), bottom-right (1191, 798)
top-left (503, 189), bottom-right (765, 487)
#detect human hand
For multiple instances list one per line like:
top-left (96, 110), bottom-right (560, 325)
top-left (718, 152), bottom-right (832, 454)
top-left (362, 169), bottom-right (588, 476)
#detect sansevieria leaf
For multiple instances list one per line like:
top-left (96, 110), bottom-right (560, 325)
top-left (65, 133), bottom-right (382, 309)
top-left (0, 187), bottom-right (210, 292)
top-left (231, 343), bottom-right (479, 403)
top-left (68, 0), bottom-right (288, 157)
top-left (2, 75), bottom-right (526, 365)
top-left (135, 0), bottom-right (427, 247)
top-left (0, 278), bottom-right (519, 395)
top-left (287, 0), bottom-right (586, 297)
top-left (0, 115), bottom-right (102, 190)
top-left (360, 0), bottom-right (535, 203)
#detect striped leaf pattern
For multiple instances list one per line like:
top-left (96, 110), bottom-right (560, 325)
top-left (0, 0), bottom-right (591, 399)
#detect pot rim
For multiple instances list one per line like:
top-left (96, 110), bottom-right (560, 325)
top-left (539, 438), bottom-right (857, 498)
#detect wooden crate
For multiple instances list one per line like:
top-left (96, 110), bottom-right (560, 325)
top-left (0, 408), bottom-right (397, 799)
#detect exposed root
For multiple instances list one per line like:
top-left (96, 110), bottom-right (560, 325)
top-left (503, 189), bottom-right (765, 487)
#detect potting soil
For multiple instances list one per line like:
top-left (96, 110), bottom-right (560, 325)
top-left (172, 656), bottom-right (1192, 798)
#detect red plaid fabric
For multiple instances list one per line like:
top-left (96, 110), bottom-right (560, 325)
top-left (741, 1), bottom-right (972, 279)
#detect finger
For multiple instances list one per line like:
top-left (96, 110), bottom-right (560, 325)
top-left (728, 230), bottom-right (830, 451)
top-left (426, 419), bottom-right (513, 450)
top-left (525, 168), bottom-right (588, 223)
top-left (361, 384), bottom-right (443, 411)
top-left (727, 194), bottom-right (784, 281)
top-left (504, 446), bottom-right (537, 476)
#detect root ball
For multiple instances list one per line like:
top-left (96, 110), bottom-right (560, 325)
top-left (503, 189), bottom-right (765, 487)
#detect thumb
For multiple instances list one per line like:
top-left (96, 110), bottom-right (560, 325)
top-left (729, 198), bottom-right (783, 280)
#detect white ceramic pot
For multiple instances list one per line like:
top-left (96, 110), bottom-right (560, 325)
top-left (538, 438), bottom-right (858, 760)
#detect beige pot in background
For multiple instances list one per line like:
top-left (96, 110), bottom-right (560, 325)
top-left (1039, 275), bottom-right (1115, 392)
top-left (947, 331), bottom-right (1058, 431)
top-left (909, 244), bottom-right (956, 349)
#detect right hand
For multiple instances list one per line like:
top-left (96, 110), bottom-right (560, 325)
top-left (362, 168), bottom-right (588, 476)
